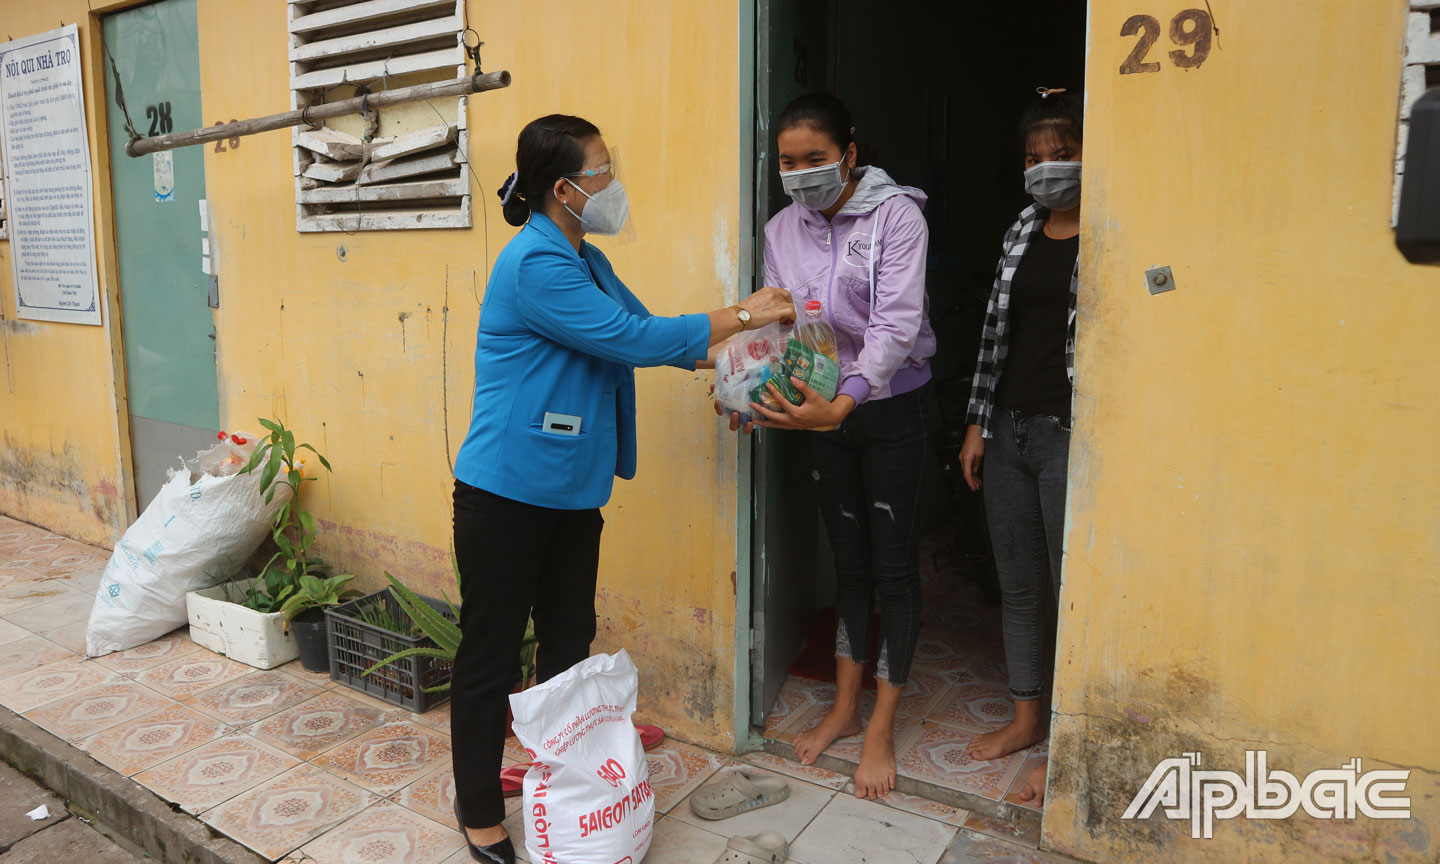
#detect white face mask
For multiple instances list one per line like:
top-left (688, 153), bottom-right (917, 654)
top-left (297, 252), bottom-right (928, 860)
top-left (1024, 161), bottom-right (1083, 211)
top-left (559, 178), bottom-right (630, 236)
top-left (780, 159), bottom-right (850, 210)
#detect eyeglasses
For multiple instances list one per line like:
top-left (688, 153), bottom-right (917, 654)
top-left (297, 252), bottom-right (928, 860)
top-left (567, 163), bottom-right (614, 179)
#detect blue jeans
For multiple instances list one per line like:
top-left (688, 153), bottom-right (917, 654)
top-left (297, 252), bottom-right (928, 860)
top-left (810, 386), bottom-right (929, 686)
top-left (982, 409), bottom-right (1070, 700)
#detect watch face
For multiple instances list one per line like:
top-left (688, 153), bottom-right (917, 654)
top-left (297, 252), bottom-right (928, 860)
top-left (738, 309), bottom-right (752, 321)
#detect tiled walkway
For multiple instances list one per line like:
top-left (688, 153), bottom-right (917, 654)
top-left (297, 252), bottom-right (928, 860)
top-left (0, 514), bottom-right (1069, 864)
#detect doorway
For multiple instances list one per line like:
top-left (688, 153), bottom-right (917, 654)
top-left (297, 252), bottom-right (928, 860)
top-left (747, 0), bottom-right (1086, 817)
top-left (102, 0), bottom-right (218, 508)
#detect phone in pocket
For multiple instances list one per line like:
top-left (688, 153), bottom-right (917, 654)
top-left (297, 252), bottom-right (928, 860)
top-left (542, 412), bottom-right (582, 436)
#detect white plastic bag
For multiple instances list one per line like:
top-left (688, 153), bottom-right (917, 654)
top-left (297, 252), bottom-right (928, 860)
top-left (85, 439), bottom-right (290, 657)
top-left (510, 651), bottom-right (653, 864)
top-left (714, 321), bottom-right (792, 418)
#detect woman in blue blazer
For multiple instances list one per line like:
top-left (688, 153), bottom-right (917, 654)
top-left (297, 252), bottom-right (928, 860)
top-left (448, 114), bottom-right (792, 863)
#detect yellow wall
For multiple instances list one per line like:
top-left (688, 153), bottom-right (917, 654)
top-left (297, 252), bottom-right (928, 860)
top-left (1050, 1), bottom-right (1440, 861)
top-left (0, 0), bottom-right (744, 749)
top-left (0, 1), bottom-right (136, 544)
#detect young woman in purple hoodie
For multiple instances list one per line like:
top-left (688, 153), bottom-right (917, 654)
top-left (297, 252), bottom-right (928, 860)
top-left (733, 93), bottom-right (937, 799)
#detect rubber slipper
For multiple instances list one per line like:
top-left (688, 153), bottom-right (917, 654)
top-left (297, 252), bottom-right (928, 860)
top-left (636, 723), bottom-right (665, 750)
top-left (690, 770), bottom-right (790, 821)
top-left (713, 831), bottom-right (788, 863)
top-left (500, 763), bottom-right (529, 798)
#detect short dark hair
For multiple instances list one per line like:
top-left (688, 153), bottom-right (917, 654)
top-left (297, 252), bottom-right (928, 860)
top-left (1019, 90), bottom-right (1083, 153)
top-left (776, 93), bottom-right (853, 152)
top-left (499, 114), bottom-right (601, 227)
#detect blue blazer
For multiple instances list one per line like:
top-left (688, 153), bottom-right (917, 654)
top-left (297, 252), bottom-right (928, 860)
top-left (454, 213), bottom-right (710, 509)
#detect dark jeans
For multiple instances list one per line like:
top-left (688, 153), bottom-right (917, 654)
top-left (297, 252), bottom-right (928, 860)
top-left (450, 480), bottom-right (603, 828)
top-left (982, 409), bottom-right (1069, 700)
top-left (810, 386), bottom-right (929, 686)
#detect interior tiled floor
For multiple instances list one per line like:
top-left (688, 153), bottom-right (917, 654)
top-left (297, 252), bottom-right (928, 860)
top-left (759, 532), bottom-right (1051, 823)
top-left (0, 514), bottom-right (1067, 864)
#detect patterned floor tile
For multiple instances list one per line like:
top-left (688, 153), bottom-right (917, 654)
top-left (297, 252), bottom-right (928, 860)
top-left (958, 809), bottom-right (1042, 850)
top-left (0, 656), bottom-right (115, 712)
top-left (396, 764), bottom-right (457, 830)
top-left (77, 703), bottom-right (227, 776)
top-left (277, 658), bottom-right (339, 690)
top-left (201, 764), bottom-right (379, 860)
top-left (22, 546), bottom-right (111, 579)
top-left (761, 675), bottom-right (829, 739)
top-left (0, 635), bottom-right (76, 680)
top-left (92, 630), bottom-right (201, 674)
top-left (251, 692), bottom-right (394, 760)
top-left (23, 679), bottom-right (171, 742)
top-left (929, 673), bottom-right (1015, 731)
top-left (859, 667), bottom-right (952, 719)
top-left (896, 720), bottom-right (1027, 800)
top-left (297, 799), bottom-right (463, 864)
top-left (788, 792), bottom-right (957, 864)
top-left (911, 635), bottom-right (981, 678)
top-left (312, 721), bottom-right (453, 796)
top-left (822, 710), bottom-right (923, 764)
top-left (62, 566), bottom-right (107, 596)
top-left (36, 620), bottom-right (90, 655)
top-left (0, 582), bottom-right (93, 624)
top-left (1001, 751), bottom-right (1049, 813)
top-left (408, 700), bottom-right (450, 735)
top-left (967, 647), bottom-right (1012, 689)
top-left (740, 750), bottom-right (852, 791)
top-left (876, 788), bottom-right (972, 827)
top-left (647, 741), bottom-right (723, 814)
top-left (182, 670), bottom-right (323, 726)
top-left (136, 652), bottom-right (253, 699)
top-left (0, 617), bottom-right (33, 646)
top-left (133, 734), bottom-right (300, 814)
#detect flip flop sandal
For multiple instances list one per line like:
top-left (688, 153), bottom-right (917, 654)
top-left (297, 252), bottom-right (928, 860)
top-left (713, 831), bottom-right (788, 864)
top-left (690, 770), bottom-right (791, 821)
top-left (635, 723), bottom-right (665, 750)
top-left (500, 763), bottom-right (529, 798)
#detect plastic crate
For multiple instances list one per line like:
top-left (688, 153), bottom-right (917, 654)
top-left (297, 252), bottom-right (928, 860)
top-left (326, 589), bottom-right (455, 712)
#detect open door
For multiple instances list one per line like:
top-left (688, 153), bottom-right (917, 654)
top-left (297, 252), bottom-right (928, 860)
top-left (748, 0), bottom-right (838, 726)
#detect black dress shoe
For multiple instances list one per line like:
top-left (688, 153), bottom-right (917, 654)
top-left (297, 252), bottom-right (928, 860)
top-left (454, 800), bottom-right (516, 864)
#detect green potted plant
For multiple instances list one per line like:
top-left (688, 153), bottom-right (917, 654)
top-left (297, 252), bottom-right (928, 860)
top-left (186, 418), bottom-right (345, 671)
top-left (280, 573), bottom-right (362, 671)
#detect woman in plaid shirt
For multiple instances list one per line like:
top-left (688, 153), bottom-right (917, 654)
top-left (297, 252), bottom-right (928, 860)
top-left (958, 89), bottom-right (1083, 806)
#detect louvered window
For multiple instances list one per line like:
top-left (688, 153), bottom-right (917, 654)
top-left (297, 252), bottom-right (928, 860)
top-left (288, 0), bottom-right (470, 232)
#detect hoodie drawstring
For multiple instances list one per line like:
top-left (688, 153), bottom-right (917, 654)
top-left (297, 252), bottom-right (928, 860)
top-left (869, 215), bottom-right (880, 309)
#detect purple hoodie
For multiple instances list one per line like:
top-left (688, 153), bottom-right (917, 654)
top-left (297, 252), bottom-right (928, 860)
top-left (763, 166), bottom-right (937, 405)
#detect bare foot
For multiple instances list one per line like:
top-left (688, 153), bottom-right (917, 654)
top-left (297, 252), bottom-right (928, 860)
top-left (1017, 757), bottom-right (1049, 806)
top-left (464, 823), bottom-right (508, 847)
top-left (853, 724), bottom-right (896, 799)
top-left (793, 706), bottom-right (861, 765)
top-left (966, 718), bottom-right (1045, 761)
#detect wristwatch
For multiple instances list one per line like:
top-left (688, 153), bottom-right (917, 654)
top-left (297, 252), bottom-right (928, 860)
top-left (733, 305), bottom-right (752, 330)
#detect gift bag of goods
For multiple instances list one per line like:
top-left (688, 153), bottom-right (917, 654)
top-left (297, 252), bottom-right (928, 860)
top-left (85, 433), bottom-right (290, 656)
top-left (714, 300), bottom-right (840, 422)
top-left (509, 651), bottom-right (654, 864)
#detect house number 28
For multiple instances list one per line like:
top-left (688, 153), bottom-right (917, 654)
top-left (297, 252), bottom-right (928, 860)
top-left (1120, 9), bottom-right (1214, 74)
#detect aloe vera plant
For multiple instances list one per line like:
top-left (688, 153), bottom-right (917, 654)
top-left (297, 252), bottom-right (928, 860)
top-left (363, 550), bottom-right (537, 692)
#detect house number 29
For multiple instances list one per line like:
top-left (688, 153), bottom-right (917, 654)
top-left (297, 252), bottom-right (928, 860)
top-left (1120, 9), bottom-right (1214, 74)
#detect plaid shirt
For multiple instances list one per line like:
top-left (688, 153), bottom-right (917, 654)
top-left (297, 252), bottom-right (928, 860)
top-left (965, 204), bottom-right (1079, 438)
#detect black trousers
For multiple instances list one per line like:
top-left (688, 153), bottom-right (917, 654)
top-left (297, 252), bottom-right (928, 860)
top-left (809, 385), bottom-right (929, 686)
top-left (450, 480), bottom-right (604, 828)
